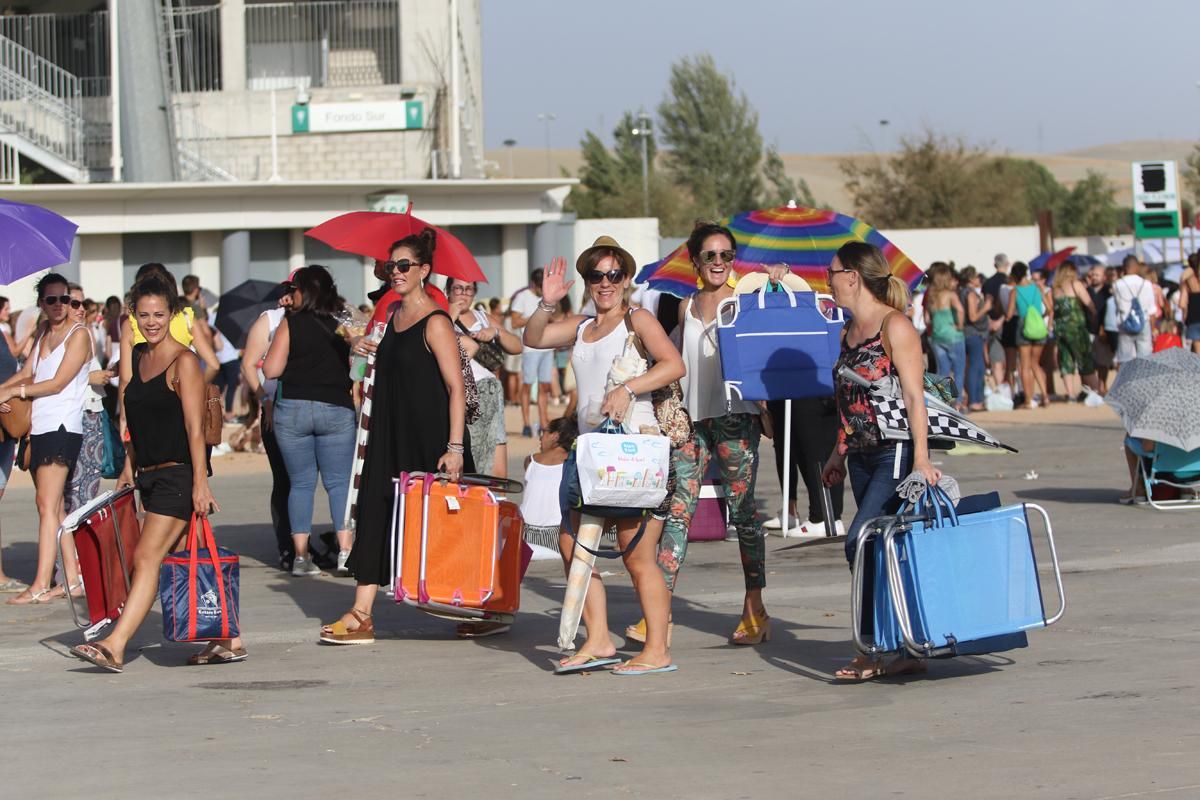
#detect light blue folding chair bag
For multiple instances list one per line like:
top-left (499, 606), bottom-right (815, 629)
top-left (853, 487), bottom-right (1065, 659)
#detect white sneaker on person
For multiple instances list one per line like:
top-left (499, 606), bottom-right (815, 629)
top-left (797, 519), bottom-right (826, 537)
top-left (763, 516), bottom-right (784, 530)
top-left (336, 550), bottom-right (352, 576)
top-left (724, 525), bottom-right (739, 542)
top-left (291, 555), bottom-right (321, 577)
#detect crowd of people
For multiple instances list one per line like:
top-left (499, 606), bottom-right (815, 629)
top-left (1, 227), bottom-right (1197, 677)
top-left (907, 252), bottom-right (1199, 412)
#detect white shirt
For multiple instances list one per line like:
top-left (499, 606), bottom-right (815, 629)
top-left (520, 457), bottom-right (563, 527)
top-left (461, 308), bottom-right (498, 383)
top-left (31, 324), bottom-right (89, 435)
top-left (1113, 275), bottom-right (1156, 323)
top-left (82, 355), bottom-right (104, 413)
top-left (209, 310), bottom-right (241, 364)
top-left (511, 287), bottom-right (548, 354)
top-left (571, 313), bottom-right (656, 433)
top-left (678, 299), bottom-right (756, 421)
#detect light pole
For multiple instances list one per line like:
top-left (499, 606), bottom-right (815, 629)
top-left (503, 138), bottom-right (517, 178)
top-left (631, 110), bottom-right (652, 217)
top-left (537, 112), bottom-right (556, 176)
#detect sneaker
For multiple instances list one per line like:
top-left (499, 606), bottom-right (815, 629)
top-left (291, 555), bottom-right (321, 577)
top-left (798, 519), bottom-right (826, 537)
top-left (724, 525), bottom-right (739, 542)
top-left (521, 425), bottom-right (533, 438)
top-left (763, 516), bottom-right (784, 530)
top-left (336, 550), bottom-right (352, 576)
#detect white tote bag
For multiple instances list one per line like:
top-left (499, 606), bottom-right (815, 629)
top-left (575, 429), bottom-right (670, 510)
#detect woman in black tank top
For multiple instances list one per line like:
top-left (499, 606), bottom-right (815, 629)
top-left (71, 275), bottom-right (244, 673)
top-left (1182, 255), bottom-right (1200, 354)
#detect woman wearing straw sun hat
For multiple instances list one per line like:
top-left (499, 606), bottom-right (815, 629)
top-left (524, 235), bottom-right (685, 676)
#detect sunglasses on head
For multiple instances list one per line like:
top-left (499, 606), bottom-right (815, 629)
top-left (382, 259), bottom-right (422, 274)
top-left (44, 295), bottom-right (82, 309)
top-left (699, 249), bottom-right (736, 265)
top-left (586, 269), bottom-right (625, 285)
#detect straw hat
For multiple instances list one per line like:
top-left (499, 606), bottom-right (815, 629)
top-left (575, 235), bottom-right (637, 279)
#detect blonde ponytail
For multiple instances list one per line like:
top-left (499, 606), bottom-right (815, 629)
top-left (885, 274), bottom-right (910, 312)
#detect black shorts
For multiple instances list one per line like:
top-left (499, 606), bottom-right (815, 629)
top-left (29, 425), bottom-right (83, 471)
top-left (136, 464), bottom-right (193, 520)
top-left (1001, 317), bottom-right (1019, 349)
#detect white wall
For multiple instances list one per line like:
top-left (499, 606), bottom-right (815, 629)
top-left (881, 225), bottom-right (1039, 277)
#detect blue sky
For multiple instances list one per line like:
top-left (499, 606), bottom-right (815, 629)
top-left (482, 0), bottom-right (1200, 154)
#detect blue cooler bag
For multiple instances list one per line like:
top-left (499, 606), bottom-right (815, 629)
top-left (159, 516), bottom-right (241, 642)
top-left (716, 285), bottom-right (844, 402)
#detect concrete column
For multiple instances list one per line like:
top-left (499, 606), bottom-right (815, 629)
top-left (288, 228), bottom-right (306, 274)
top-left (220, 0), bottom-right (247, 92)
top-left (60, 236), bottom-right (82, 283)
top-left (500, 223), bottom-right (529, 302)
top-left (221, 230), bottom-right (251, 290)
top-left (191, 230), bottom-right (223, 294)
top-left (77, 234), bottom-right (124, 303)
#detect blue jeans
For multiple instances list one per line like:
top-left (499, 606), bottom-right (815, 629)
top-left (844, 442), bottom-right (913, 564)
top-left (273, 397), bottom-right (356, 534)
top-left (931, 338), bottom-right (966, 401)
top-left (964, 334), bottom-right (986, 406)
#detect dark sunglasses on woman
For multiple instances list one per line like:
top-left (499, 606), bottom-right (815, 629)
top-left (585, 269), bottom-right (626, 285)
top-left (43, 295), bottom-right (82, 309)
top-left (699, 249), bottom-right (736, 265)
top-left (382, 259), bottom-right (421, 274)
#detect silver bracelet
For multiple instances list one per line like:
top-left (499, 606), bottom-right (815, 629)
top-left (620, 382), bottom-right (637, 402)
top-left (537, 300), bottom-right (558, 314)
top-left (446, 442), bottom-right (465, 455)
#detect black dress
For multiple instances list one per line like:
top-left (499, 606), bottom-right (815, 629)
top-left (346, 310), bottom-right (474, 585)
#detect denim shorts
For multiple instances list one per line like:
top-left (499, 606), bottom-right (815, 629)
top-left (521, 349), bottom-right (554, 385)
top-left (0, 437), bottom-right (15, 491)
top-left (1186, 322), bottom-right (1200, 342)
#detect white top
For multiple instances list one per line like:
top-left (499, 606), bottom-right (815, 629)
top-left (210, 310), bottom-right (240, 364)
top-left (257, 307), bottom-right (286, 398)
top-left (82, 355), bottom-right (104, 413)
top-left (31, 324), bottom-right (89, 435)
top-left (679, 299), bottom-right (757, 421)
top-left (1113, 275), bottom-right (1157, 322)
top-left (520, 457), bottom-right (563, 527)
top-left (511, 287), bottom-right (548, 354)
top-left (571, 312), bottom-right (656, 433)
top-left (461, 308), bottom-right (497, 383)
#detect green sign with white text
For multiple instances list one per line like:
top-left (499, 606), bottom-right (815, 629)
top-left (291, 100), bottom-right (424, 134)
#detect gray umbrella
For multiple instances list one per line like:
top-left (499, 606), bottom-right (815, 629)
top-left (1106, 348), bottom-right (1200, 451)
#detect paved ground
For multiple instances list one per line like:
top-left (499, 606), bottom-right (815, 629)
top-left (1, 405), bottom-right (1198, 799)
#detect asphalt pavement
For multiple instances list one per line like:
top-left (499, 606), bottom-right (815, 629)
top-left (1, 405), bottom-right (1197, 799)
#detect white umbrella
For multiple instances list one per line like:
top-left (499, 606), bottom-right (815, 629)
top-left (1106, 349), bottom-right (1200, 452)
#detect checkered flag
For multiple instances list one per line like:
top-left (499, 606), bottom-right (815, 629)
top-left (840, 367), bottom-right (1017, 453)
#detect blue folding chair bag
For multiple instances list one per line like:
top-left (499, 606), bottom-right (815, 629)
top-left (716, 287), bottom-right (844, 402)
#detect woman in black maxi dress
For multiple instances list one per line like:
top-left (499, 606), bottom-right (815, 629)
top-left (320, 229), bottom-right (473, 645)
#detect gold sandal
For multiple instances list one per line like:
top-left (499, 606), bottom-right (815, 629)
top-left (731, 611), bottom-right (771, 645)
top-left (623, 618), bottom-right (673, 647)
top-left (319, 608), bottom-right (375, 645)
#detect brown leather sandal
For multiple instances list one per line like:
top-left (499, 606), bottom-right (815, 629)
top-left (71, 642), bottom-right (124, 673)
top-left (319, 608), bottom-right (375, 645)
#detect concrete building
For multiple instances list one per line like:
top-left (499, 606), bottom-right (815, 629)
top-left (0, 0), bottom-right (575, 307)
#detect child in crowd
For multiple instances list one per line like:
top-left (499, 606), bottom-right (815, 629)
top-left (520, 415), bottom-right (577, 553)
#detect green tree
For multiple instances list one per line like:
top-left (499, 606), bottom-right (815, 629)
top-left (1183, 143), bottom-right (1200, 205)
top-left (762, 145), bottom-right (816, 208)
top-left (1059, 170), bottom-right (1119, 236)
top-left (657, 54), bottom-right (763, 218)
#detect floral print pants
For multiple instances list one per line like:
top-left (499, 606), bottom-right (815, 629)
top-left (659, 413), bottom-right (764, 592)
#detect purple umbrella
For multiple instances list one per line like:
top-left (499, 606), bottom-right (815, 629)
top-left (0, 198), bottom-right (78, 284)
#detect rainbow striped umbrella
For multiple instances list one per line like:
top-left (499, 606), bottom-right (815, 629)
top-left (636, 205), bottom-right (923, 297)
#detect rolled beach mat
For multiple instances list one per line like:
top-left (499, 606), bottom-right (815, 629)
top-left (558, 514), bottom-right (605, 651)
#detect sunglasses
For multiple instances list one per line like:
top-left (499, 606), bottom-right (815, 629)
top-left (382, 259), bottom-right (422, 274)
top-left (827, 267), bottom-right (852, 279)
top-left (586, 269), bottom-right (626, 285)
top-left (43, 295), bottom-right (82, 309)
top-left (450, 285), bottom-right (476, 295)
top-left (699, 249), bottom-right (736, 265)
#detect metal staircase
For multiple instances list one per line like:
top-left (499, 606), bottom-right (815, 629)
top-left (0, 33), bottom-right (92, 182)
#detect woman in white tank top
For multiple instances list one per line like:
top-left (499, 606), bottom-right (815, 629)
top-left (523, 236), bottom-right (685, 675)
top-left (0, 274), bottom-right (93, 605)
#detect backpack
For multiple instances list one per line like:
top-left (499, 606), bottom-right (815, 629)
top-left (1016, 285), bottom-right (1047, 341)
top-left (1119, 278), bottom-right (1146, 335)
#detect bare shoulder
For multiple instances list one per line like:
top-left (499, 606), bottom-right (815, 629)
top-left (629, 305), bottom-right (663, 334)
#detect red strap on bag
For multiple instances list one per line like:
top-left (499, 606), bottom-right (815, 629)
top-left (186, 515), bottom-right (230, 640)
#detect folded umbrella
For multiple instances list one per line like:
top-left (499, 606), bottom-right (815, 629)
top-left (1106, 348), bottom-right (1200, 452)
top-left (558, 515), bottom-right (605, 651)
top-left (305, 209), bottom-right (486, 283)
top-left (0, 198), bottom-right (78, 284)
top-left (213, 279), bottom-right (289, 348)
